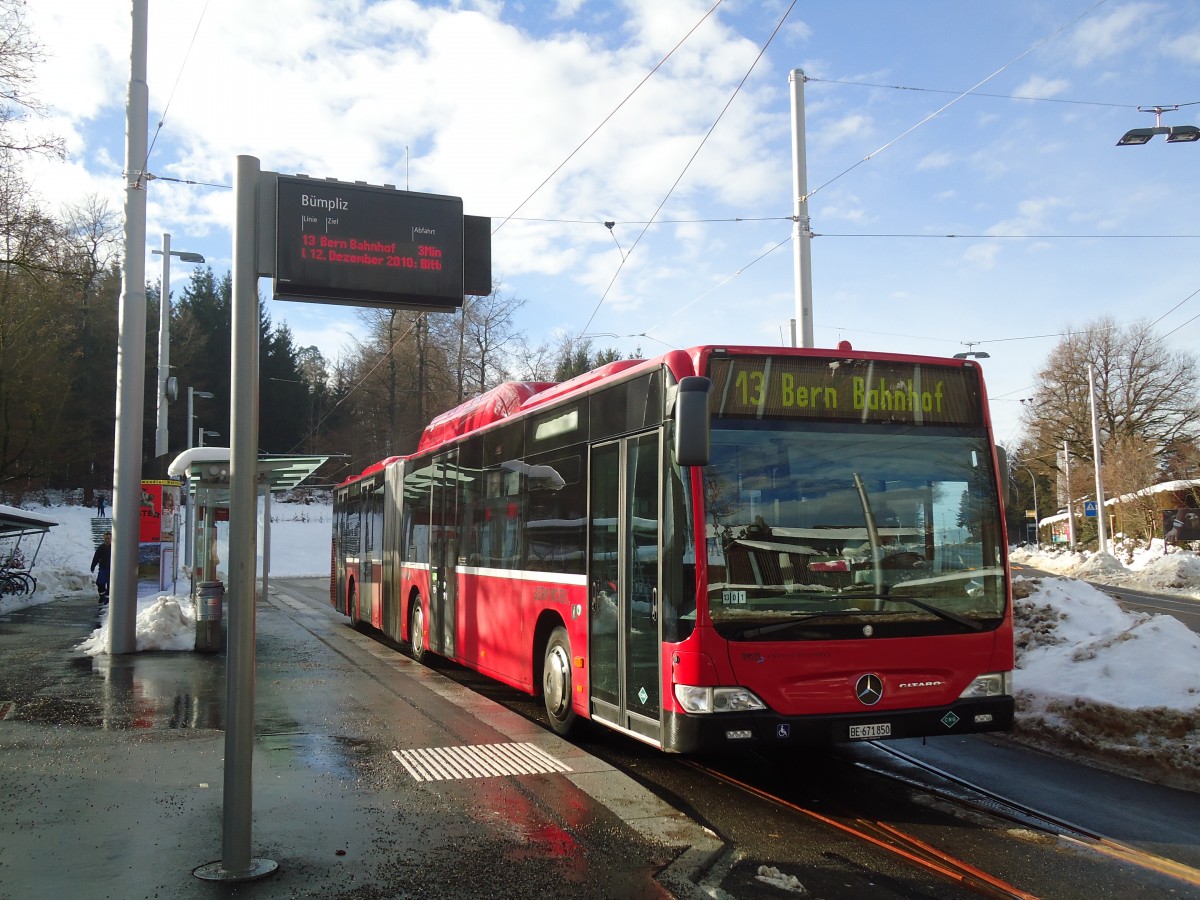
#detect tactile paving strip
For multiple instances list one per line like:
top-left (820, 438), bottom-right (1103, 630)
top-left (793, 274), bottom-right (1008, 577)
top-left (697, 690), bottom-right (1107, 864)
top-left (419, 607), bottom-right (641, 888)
top-left (392, 741), bottom-right (572, 781)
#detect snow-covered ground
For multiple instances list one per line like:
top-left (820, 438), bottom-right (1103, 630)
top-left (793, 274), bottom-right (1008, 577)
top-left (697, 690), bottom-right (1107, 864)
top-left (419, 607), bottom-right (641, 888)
top-left (4, 501), bottom-right (1198, 790)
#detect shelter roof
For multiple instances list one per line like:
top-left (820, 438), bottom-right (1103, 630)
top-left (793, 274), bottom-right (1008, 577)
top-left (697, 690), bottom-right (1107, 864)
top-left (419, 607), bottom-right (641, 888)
top-left (0, 505), bottom-right (58, 538)
top-left (168, 450), bottom-right (329, 492)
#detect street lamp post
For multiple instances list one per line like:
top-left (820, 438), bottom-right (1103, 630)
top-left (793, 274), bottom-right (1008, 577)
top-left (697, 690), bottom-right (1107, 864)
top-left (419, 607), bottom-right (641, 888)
top-left (187, 388), bottom-right (214, 451)
top-left (152, 234), bottom-right (205, 458)
top-left (1022, 466), bottom-right (1040, 547)
top-left (1088, 366), bottom-right (1109, 554)
top-left (198, 428), bottom-right (220, 447)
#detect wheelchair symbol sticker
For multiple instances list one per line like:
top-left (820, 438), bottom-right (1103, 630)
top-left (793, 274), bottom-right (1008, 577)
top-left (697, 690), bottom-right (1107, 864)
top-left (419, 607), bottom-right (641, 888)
top-left (776, 724), bottom-right (790, 739)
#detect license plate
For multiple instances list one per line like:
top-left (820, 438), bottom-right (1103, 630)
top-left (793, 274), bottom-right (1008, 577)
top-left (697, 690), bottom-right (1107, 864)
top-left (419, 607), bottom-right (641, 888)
top-left (849, 723), bottom-right (891, 740)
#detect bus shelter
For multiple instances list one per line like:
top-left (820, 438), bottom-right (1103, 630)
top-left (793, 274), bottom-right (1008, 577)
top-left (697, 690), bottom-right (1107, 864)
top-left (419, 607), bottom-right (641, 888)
top-left (0, 505), bottom-right (58, 597)
top-left (167, 450), bottom-right (327, 650)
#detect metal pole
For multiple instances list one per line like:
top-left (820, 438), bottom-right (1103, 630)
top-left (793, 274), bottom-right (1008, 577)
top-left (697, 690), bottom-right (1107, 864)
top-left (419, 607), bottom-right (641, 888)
top-left (109, 0), bottom-right (149, 655)
top-left (1023, 466), bottom-right (1039, 546)
top-left (1088, 366), bottom-right (1108, 554)
top-left (222, 154), bottom-right (274, 878)
top-left (261, 486), bottom-right (271, 607)
top-left (790, 68), bottom-right (814, 348)
top-left (187, 387), bottom-right (195, 451)
top-left (155, 233), bottom-right (171, 457)
top-left (1063, 440), bottom-right (1076, 548)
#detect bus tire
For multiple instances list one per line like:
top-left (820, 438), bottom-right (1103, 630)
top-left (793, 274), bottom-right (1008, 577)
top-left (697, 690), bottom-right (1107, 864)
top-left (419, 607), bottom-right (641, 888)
top-left (408, 594), bottom-right (426, 665)
top-left (542, 626), bottom-right (577, 736)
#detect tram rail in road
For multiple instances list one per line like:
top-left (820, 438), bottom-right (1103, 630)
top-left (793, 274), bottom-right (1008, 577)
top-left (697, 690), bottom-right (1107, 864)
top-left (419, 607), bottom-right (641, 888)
top-left (846, 742), bottom-right (1200, 891)
top-left (687, 754), bottom-right (1040, 899)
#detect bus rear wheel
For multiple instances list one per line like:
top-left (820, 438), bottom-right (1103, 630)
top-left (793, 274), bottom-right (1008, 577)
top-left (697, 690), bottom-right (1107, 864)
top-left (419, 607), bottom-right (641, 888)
top-left (542, 626), bottom-right (577, 736)
top-left (408, 595), bottom-right (426, 664)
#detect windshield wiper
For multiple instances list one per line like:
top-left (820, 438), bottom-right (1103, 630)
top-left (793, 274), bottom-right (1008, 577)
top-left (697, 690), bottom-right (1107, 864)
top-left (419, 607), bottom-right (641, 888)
top-left (846, 592), bottom-right (984, 631)
top-left (741, 612), bottom-right (846, 639)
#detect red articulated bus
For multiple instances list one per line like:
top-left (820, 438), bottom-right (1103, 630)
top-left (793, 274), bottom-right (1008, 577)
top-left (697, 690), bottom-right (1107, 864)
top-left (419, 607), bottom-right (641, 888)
top-left (332, 344), bottom-right (1015, 752)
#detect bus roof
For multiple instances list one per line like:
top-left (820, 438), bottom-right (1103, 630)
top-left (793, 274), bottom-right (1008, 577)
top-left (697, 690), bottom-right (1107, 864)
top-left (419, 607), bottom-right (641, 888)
top-left (417, 381), bottom-right (555, 453)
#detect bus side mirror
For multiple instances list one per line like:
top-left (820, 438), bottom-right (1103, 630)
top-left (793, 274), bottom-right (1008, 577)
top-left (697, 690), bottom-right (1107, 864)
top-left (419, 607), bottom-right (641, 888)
top-left (673, 376), bottom-right (711, 467)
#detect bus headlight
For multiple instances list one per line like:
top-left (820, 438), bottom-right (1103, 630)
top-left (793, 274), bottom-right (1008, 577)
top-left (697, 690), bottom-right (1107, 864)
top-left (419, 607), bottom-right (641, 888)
top-left (958, 671), bottom-right (1011, 698)
top-left (674, 685), bottom-right (767, 714)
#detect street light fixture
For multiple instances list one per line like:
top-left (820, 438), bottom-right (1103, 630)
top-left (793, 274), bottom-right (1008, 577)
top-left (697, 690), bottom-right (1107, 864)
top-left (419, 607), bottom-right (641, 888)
top-left (152, 234), bottom-right (206, 457)
top-left (1117, 106), bottom-right (1200, 146)
top-left (197, 428), bottom-right (221, 447)
top-left (187, 388), bottom-right (214, 451)
top-left (953, 341), bottom-right (989, 360)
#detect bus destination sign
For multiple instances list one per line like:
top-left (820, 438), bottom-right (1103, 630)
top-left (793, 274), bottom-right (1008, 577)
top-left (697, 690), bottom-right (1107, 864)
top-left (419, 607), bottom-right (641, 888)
top-left (275, 176), bottom-right (465, 310)
top-left (708, 355), bottom-right (984, 427)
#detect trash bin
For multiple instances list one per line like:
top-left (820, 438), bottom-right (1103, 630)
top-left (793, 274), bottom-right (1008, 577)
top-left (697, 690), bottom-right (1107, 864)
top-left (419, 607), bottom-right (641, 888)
top-left (194, 580), bottom-right (224, 653)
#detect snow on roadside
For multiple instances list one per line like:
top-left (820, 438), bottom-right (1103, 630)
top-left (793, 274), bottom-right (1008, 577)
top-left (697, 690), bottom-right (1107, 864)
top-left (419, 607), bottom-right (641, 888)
top-left (1010, 567), bottom-right (1200, 790)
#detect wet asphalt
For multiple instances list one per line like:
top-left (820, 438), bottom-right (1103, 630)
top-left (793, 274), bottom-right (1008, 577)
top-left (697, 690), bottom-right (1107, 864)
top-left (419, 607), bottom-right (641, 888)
top-left (0, 588), bottom-right (719, 899)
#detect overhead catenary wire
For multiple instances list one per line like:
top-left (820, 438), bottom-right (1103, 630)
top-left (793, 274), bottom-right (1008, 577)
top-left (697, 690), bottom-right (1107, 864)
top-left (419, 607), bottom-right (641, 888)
top-left (140, 1), bottom-right (210, 185)
top-left (805, 0), bottom-right (1113, 202)
top-left (580, 0), bottom-right (800, 334)
top-left (491, 0), bottom-right (727, 238)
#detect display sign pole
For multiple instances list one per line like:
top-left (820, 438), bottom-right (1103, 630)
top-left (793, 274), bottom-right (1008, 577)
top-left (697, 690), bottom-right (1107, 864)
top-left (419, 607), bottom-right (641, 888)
top-left (194, 155), bottom-right (276, 883)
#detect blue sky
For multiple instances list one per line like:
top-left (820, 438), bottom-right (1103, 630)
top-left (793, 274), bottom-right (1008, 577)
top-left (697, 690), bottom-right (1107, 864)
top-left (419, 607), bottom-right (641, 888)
top-left (21, 0), bottom-right (1200, 444)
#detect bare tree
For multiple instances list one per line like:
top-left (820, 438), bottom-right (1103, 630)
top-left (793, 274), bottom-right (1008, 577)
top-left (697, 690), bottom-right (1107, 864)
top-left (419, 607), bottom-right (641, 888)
top-left (454, 284), bottom-right (525, 401)
top-left (1020, 316), bottom-right (1200, 472)
top-left (1102, 433), bottom-right (1162, 545)
top-left (0, 1), bottom-right (65, 162)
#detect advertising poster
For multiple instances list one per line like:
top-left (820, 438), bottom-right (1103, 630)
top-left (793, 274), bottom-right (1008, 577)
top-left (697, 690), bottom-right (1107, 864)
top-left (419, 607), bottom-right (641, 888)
top-left (1164, 509), bottom-right (1200, 543)
top-left (140, 480), bottom-right (182, 587)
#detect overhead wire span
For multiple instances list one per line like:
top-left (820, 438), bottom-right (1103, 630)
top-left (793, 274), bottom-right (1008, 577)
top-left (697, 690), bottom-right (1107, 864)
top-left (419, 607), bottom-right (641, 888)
top-left (581, 0), bottom-right (799, 333)
top-left (645, 236), bottom-right (791, 334)
top-left (492, 0), bottom-right (727, 237)
top-left (141, 1), bottom-right (210, 185)
top-left (805, 0), bottom-right (1112, 202)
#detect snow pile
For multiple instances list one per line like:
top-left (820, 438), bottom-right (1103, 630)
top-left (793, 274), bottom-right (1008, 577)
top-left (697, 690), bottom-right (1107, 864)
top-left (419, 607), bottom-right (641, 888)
top-left (1126, 551), bottom-right (1200, 592)
top-left (1011, 540), bottom-right (1200, 600)
top-left (1012, 574), bottom-right (1200, 787)
top-left (77, 595), bottom-right (197, 655)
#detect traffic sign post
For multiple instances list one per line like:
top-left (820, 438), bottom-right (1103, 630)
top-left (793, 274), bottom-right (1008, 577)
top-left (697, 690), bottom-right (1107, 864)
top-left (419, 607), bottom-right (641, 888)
top-left (1084, 500), bottom-right (1098, 518)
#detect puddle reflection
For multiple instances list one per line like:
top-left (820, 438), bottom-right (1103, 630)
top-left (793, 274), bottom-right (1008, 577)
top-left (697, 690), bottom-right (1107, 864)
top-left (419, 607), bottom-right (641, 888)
top-left (93, 650), bottom-right (225, 730)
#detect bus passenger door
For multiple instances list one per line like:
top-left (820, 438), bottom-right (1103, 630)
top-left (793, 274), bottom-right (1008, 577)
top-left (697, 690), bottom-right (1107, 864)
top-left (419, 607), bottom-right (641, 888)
top-left (588, 432), bottom-right (662, 745)
top-left (430, 449), bottom-right (459, 657)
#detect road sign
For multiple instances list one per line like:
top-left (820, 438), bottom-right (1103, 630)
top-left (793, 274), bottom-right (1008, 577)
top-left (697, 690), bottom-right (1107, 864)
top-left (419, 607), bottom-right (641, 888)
top-left (1083, 500), bottom-right (1098, 517)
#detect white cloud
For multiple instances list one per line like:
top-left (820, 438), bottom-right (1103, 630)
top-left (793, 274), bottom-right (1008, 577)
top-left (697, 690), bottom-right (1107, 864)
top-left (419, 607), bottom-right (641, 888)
top-left (1012, 75), bottom-right (1071, 100)
top-left (1065, 2), bottom-right (1160, 66)
top-left (815, 112), bottom-right (872, 147)
top-left (917, 150), bottom-right (954, 171)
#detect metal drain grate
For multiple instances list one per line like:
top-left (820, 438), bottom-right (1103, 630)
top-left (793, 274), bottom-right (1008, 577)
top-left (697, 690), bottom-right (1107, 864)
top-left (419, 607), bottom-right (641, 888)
top-left (393, 742), bottom-right (572, 781)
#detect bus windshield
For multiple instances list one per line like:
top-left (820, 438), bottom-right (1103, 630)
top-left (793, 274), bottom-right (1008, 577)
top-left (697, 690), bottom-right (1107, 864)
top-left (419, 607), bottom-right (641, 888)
top-left (702, 422), bottom-right (1006, 641)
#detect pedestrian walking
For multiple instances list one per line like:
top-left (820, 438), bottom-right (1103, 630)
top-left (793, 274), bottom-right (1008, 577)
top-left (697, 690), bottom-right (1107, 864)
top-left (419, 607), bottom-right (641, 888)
top-left (96, 492), bottom-right (107, 517)
top-left (90, 532), bottom-right (112, 603)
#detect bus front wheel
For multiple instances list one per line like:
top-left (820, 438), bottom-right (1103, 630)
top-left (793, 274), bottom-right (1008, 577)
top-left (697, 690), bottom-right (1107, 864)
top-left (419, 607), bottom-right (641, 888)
top-left (408, 595), bottom-right (426, 664)
top-left (542, 626), bottom-right (577, 736)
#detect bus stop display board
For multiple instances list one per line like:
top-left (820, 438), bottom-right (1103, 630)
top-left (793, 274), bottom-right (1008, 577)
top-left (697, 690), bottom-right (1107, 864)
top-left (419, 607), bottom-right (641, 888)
top-left (274, 176), bottom-right (467, 310)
